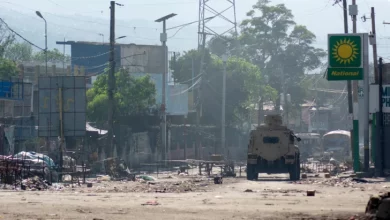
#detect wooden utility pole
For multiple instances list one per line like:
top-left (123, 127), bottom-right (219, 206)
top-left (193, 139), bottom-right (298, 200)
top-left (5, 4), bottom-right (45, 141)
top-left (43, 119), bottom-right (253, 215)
top-left (107, 1), bottom-right (115, 158)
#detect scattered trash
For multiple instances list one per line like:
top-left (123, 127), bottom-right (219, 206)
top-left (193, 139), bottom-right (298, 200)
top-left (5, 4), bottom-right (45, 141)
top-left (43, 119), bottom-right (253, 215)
top-left (323, 168), bottom-right (329, 173)
top-left (87, 183), bottom-right (93, 188)
top-left (137, 175), bottom-right (156, 182)
top-left (213, 176), bottom-right (223, 184)
top-left (21, 176), bottom-right (50, 191)
top-left (301, 174), bottom-right (307, 179)
top-left (307, 190), bottom-right (315, 196)
top-left (97, 175), bottom-right (111, 181)
top-left (141, 200), bottom-right (160, 206)
top-left (103, 158), bottom-right (135, 180)
top-left (324, 173), bottom-right (331, 178)
top-left (351, 178), bottom-right (370, 183)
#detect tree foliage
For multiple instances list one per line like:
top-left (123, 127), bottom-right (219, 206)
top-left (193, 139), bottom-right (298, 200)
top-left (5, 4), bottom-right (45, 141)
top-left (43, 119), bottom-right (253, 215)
top-left (171, 49), bottom-right (276, 127)
top-left (33, 48), bottom-right (70, 63)
top-left (4, 42), bottom-right (33, 61)
top-left (208, 0), bottom-right (326, 110)
top-left (0, 25), bottom-right (18, 79)
top-left (0, 58), bottom-right (18, 79)
top-left (87, 69), bottom-right (156, 123)
top-left (0, 23), bottom-right (15, 58)
top-left (3, 41), bottom-right (71, 63)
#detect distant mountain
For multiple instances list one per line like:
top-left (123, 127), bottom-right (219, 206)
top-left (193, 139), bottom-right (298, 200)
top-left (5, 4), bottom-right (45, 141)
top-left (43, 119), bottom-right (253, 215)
top-left (1, 9), bottom-right (199, 54)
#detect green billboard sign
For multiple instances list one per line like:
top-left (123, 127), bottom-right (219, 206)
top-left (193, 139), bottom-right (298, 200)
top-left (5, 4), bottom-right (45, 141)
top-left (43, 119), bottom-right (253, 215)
top-left (327, 34), bottom-right (364, 81)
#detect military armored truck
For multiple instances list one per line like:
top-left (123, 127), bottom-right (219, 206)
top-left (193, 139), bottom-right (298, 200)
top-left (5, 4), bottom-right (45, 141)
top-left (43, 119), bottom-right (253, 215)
top-left (246, 114), bottom-right (301, 181)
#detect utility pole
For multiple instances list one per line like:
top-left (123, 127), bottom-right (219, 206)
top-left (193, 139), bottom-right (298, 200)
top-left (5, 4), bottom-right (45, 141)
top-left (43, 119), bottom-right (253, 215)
top-left (337, 0), bottom-right (354, 169)
top-left (361, 9), bottom-right (373, 172)
top-left (350, 0), bottom-right (360, 172)
top-left (221, 54), bottom-right (227, 157)
top-left (196, 32), bottom-right (207, 158)
top-left (377, 58), bottom-right (384, 176)
top-left (341, 0), bottom-right (355, 171)
top-left (156, 13), bottom-right (177, 162)
top-left (362, 32), bottom-right (370, 172)
top-left (107, 1), bottom-right (115, 158)
top-left (371, 8), bottom-right (379, 83)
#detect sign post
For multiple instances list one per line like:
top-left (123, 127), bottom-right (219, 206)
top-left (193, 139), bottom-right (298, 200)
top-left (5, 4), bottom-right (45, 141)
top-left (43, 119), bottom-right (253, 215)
top-left (327, 33), bottom-right (368, 172)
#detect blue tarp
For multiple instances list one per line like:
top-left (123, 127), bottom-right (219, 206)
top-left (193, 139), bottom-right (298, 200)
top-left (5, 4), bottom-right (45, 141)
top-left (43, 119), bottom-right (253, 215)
top-left (0, 81), bottom-right (12, 98)
top-left (14, 151), bottom-right (56, 168)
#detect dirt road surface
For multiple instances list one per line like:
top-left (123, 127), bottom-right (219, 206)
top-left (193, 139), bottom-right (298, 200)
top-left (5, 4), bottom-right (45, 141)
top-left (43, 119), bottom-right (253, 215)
top-left (0, 173), bottom-right (388, 220)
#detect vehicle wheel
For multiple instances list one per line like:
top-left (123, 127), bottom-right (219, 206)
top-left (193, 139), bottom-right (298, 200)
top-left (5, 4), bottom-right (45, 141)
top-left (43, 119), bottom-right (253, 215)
top-left (296, 153), bottom-right (301, 181)
top-left (289, 154), bottom-right (299, 181)
top-left (246, 164), bottom-right (256, 181)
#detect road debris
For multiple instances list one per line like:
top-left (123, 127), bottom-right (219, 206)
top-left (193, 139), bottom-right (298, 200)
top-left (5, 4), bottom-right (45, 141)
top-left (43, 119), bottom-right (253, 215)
top-left (214, 176), bottom-right (223, 184)
top-left (21, 176), bottom-right (50, 191)
top-left (141, 200), bottom-right (160, 206)
top-left (306, 190), bottom-right (315, 196)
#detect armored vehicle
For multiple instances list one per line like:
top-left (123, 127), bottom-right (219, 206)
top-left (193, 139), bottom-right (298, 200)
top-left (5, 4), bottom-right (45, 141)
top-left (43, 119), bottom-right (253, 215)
top-left (246, 114), bottom-right (301, 181)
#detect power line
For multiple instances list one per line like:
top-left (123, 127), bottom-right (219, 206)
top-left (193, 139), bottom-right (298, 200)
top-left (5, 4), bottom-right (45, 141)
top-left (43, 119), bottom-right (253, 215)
top-left (71, 50), bottom-right (115, 61)
top-left (0, 17), bottom-right (44, 51)
top-left (45, 0), bottom-right (104, 14)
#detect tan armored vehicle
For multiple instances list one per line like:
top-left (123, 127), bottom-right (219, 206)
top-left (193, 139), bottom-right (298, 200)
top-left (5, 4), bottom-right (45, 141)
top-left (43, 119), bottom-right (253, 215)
top-left (247, 114), bottom-right (301, 181)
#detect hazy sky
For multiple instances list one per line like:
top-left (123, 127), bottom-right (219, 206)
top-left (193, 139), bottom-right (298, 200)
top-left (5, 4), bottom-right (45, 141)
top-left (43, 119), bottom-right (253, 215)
top-left (2, 0), bottom-right (390, 59)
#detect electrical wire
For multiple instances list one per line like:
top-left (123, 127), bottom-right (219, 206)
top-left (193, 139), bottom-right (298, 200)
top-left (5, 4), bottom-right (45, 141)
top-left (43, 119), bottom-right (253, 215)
top-left (0, 17), bottom-right (44, 51)
top-left (174, 73), bottom-right (203, 84)
top-left (71, 50), bottom-right (114, 61)
top-left (171, 77), bottom-right (201, 96)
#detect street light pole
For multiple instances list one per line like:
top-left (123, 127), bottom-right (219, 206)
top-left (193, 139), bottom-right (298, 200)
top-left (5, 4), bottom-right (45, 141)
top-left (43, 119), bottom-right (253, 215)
top-left (36, 11), bottom-right (47, 76)
top-left (155, 13), bottom-right (177, 162)
top-left (221, 55), bottom-right (227, 157)
top-left (99, 33), bottom-right (104, 43)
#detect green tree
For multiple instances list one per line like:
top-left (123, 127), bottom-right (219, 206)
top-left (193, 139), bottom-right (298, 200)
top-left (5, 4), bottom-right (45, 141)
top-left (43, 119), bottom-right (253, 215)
top-left (87, 69), bottom-right (156, 123)
top-left (209, 0), bottom-right (325, 111)
top-left (33, 48), bottom-right (70, 63)
top-left (171, 49), bottom-right (276, 127)
top-left (4, 42), bottom-right (33, 61)
top-left (0, 23), bottom-right (15, 57)
top-left (0, 58), bottom-right (18, 79)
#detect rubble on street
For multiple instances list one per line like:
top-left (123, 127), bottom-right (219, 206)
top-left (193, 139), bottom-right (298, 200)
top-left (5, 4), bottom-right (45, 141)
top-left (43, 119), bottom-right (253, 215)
top-left (20, 176), bottom-right (51, 191)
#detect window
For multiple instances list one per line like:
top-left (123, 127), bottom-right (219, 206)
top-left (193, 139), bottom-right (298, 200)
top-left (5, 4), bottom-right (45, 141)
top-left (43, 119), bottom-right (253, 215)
top-left (263, 137), bottom-right (279, 144)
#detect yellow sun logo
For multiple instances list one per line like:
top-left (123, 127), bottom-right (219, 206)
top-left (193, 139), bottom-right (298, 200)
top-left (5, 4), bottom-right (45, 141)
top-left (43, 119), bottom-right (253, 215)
top-left (332, 38), bottom-right (359, 65)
